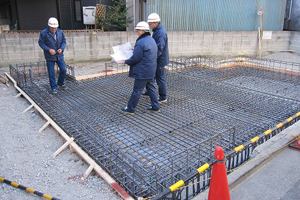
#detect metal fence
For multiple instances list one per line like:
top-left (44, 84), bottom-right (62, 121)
top-left (147, 0), bottom-right (287, 31)
top-left (9, 56), bottom-right (300, 199)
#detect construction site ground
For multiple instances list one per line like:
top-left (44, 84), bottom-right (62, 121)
top-left (1, 52), bottom-right (300, 200)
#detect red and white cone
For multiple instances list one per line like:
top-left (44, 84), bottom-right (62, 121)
top-left (208, 146), bottom-right (230, 200)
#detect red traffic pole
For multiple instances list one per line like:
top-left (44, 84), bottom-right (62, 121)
top-left (208, 146), bottom-right (230, 200)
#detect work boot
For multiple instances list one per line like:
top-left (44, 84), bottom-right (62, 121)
top-left (58, 84), bottom-right (68, 90)
top-left (121, 107), bottom-right (134, 115)
top-left (52, 88), bottom-right (58, 94)
top-left (158, 97), bottom-right (167, 103)
top-left (146, 106), bottom-right (160, 113)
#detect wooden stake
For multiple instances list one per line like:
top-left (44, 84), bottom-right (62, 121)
top-left (39, 121), bottom-right (50, 133)
top-left (22, 104), bottom-right (34, 114)
top-left (82, 163), bottom-right (96, 180)
top-left (52, 137), bottom-right (74, 158)
top-left (15, 93), bottom-right (22, 98)
top-left (69, 144), bottom-right (76, 153)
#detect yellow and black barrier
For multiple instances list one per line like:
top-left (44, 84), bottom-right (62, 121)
top-left (0, 176), bottom-right (61, 200)
top-left (152, 163), bottom-right (211, 200)
top-left (234, 112), bottom-right (300, 153)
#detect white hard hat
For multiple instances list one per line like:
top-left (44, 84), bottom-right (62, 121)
top-left (48, 17), bottom-right (59, 28)
top-left (147, 13), bottom-right (161, 23)
top-left (135, 21), bottom-right (150, 32)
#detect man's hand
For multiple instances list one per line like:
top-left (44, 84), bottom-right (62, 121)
top-left (49, 49), bottom-right (56, 55)
top-left (57, 49), bottom-right (63, 54)
top-left (117, 60), bottom-right (125, 64)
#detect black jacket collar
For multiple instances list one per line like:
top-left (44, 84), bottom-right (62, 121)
top-left (136, 32), bottom-right (151, 41)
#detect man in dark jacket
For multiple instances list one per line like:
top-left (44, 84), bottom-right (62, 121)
top-left (38, 17), bottom-right (67, 94)
top-left (120, 21), bottom-right (160, 115)
top-left (143, 13), bottom-right (169, 103)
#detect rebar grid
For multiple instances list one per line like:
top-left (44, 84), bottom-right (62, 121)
top-left (10, 61), bottom-right (75, 88)
top-left (10, 56), bottom-right (300, 198)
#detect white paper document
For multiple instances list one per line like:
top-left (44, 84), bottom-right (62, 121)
top-left (110, 42), bottom-right (133, 63)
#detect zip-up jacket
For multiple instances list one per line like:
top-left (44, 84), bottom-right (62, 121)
top-left (152, 23), bottom-right (169, 67)
top-left (38, 27), bottom-right (66, 61)
top-left (125, 32), bottom-right (158, 79)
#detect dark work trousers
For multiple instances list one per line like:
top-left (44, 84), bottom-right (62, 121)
top-left (144, 65), bottom-right (167, 100)
top-left (46, 59), bottom-right (66, 90)
top-left (156, 65), bottom-right (167, 100)
top-left (127, 78), bottom-right (160, 113)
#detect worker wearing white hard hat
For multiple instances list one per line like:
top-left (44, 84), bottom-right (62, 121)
top-left (119, 21), bottom-right (160, 114)
top-left (142, 13), bottom-right (169, 103)
top-left (147, 13), bottom-right (161, 23)
top-left (135, 21), bottom-right (150, 32)
top-left (38, 17), bottom-right (67, 94)
top-left (48, 17), bottom-right (59, 28)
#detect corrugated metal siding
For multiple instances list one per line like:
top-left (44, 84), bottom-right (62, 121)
top-left (289, 0), bottom-right (300, 31)
top-left (147, 0), bottom-right (287, 31)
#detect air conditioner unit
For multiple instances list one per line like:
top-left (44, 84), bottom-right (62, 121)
top-left (83, 6), bottom-right (96, 25)
top-left (0, 25), bottom-right (9, 33)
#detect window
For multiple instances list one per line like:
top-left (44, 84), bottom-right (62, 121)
top-left (74, 0), bottom-right (82, 22)
top-left (0, 4), bottom-right (9, 19)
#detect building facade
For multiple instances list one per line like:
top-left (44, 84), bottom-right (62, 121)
top-left (0, 0), bottom-right (115, 30)
top-left (0, 0), bottom-right (299, 31)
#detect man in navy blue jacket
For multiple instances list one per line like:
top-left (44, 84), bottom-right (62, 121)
top-left (120, 21), bottom-right (160, 115)
top-left (143, 13), bottom-right (169, 103)
top-left (38, 17), bottom-right (67, 94)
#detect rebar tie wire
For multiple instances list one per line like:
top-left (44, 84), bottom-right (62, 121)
top-left (0, 176), bottom-right (61, 200)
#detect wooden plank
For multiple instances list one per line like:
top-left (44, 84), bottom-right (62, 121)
top-left (52, 137), bottom-right (74, 158)
top-left (39, 121), bottom-right (50, 133)
top-left (82, 163), bottom-right (95, 180)
top-left (22, 104), bottom-right (34, 114)
top-left (75, 69), bottom-right (128, 81)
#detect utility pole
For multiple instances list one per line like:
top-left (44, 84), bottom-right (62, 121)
top-left (257, 8), bottom-right (263, 58)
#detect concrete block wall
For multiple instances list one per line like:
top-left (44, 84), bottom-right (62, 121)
top-left (0, 31), bottom-right (44, 66)
top-left (289, 31), bottom-right (300, 55)
top-left (167, 31), bottom-right (261, 57)
top-left (0, 30), bottom-right (298, 68)
top-left (262, 31), bottom-right (292, 53)
top-left (63, 31), bottom-right (137, 62)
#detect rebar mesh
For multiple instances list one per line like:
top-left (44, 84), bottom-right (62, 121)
top-left (9, 56), bottom-right (300, 198)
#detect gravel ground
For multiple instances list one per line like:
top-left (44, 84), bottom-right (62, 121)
top-left (262, 51), bottom-right (300, 62)
top-left (0, 52), bottom-right (299, 200)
